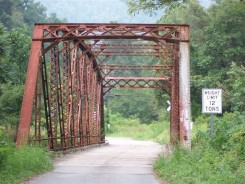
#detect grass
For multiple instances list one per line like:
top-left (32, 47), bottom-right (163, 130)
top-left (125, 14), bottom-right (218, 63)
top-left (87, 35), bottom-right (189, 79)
top-left (106, 113), bottom-right (170, 144)
top-left (154, 146), bottom-right (245, 184)
top-left (0, 142), bottom-right (53, 184)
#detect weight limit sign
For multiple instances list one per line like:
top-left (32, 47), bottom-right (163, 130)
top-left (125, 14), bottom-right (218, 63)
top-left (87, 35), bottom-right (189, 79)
top-left (202, 89), bottom-right (222, 114)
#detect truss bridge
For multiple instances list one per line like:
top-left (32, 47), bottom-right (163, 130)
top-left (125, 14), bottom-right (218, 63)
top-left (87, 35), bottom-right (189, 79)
top-left (16, 23), bottom-right (191, 150)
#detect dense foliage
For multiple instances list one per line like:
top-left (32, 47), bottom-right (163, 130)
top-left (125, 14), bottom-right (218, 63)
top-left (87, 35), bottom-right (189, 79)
top-left (107, 89), bottom-right (165, 123)
top-left (0, 141), bottom-right (53, 184)
top-left (154, 112), bottom-right (245, 183)
top-left (0, 0), bottom-right (65, 134)
top-left (0, 0), bottom-right (65, 30)
top-left (163, 0), bottom-right (245, 117)
top-left (124, 0), bottom-right (185, 15)
top-left (0, 126), bottom-right (53, 184)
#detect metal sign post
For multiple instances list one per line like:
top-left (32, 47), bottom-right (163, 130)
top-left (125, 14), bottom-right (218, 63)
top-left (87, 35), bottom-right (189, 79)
top-left (202, 89), bottom-right (222, 135)
top-left (210, 113), bottom-right (214, 135)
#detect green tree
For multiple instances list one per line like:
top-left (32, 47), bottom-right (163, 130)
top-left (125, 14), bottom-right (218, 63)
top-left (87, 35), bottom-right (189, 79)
top-left (9, 26), bottom-right (31, 83)
top-left (0, 23), bottom-right (10, 84)
top-left (0, 84), bottom-right (24, 129)
top-left (191, 0), bottom-right (245, 114)
top-left (226, 63), bottom-right (245, 113)
top-left (0, 0), bottom-right (64, 30)
top-left (0, 0), bottom-right (16, 29)
top-left (197, 0), bottom-right (245, 71)
top-left (0, 25), bottom-right (31, 84)
top-left (108, 89), bottom-right (161, 123)
top-left (18, 0), bottom-right (47, 27)
top-left (46, 12), bottom-right (67, 23)
top-left (0, 24), bottom-right (26, 131)
top-left (123, 0), bottom-right (185, 15)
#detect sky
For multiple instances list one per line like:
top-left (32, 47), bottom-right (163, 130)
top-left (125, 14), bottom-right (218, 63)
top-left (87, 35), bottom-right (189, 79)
top-left (36, 0), bottom-right (213, 23)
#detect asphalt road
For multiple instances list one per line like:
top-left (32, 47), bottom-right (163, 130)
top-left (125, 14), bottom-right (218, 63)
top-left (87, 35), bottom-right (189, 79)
top-left (27, 137), bottom-right (164, 184)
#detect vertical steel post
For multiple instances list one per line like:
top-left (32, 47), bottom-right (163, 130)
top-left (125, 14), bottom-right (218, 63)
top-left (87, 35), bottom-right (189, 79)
top-left (81, 55), bottom-right (87, 146)
top-left (16, 25), bottom-right (43, 146)
top-left (170, 48), bottom-right (180, 144)
top-left (96, 83), bottom-right (102, 143)
top-left (100, 83), bottom-right (105, 143)
top-left (179, 26), bottom-right (191, 148)
top-left (34, 67), bottom-right (42, 143)
top-left (61, 42), bottom-right (70, 149)
top-left (49, 46), bottom-right (59, 150)
top-left (78, 52), bottom-right (85, 146)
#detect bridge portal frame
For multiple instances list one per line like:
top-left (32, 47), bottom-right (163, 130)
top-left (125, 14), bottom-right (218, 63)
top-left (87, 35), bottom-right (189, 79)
top-left (16, 23), bottom-right (191, 150)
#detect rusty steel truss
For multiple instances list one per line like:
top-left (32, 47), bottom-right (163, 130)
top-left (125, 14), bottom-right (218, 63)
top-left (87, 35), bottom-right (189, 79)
top-left (16, 23), bottom-right (191, 150)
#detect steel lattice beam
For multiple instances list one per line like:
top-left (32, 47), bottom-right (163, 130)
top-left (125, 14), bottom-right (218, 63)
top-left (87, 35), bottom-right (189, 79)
top-left (34, 23), bottom-right (188, 43)
top-left (103, 76), bottom-right (170, 89)
top-left (98, 65), bottom-right (166, 70)
top-left (88, 44), bottom-right (164, 49)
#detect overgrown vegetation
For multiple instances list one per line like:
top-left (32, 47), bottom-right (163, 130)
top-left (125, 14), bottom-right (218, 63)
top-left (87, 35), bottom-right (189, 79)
top-left (154, 112), bottom-right (245, 184)
top-left (0, 129), bottom-right (53, 184)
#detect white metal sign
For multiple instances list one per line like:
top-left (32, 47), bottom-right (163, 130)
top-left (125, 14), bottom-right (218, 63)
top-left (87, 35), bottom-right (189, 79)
top-left (202, 89), bottom-right (222, 114)
top-left (167, 100), bottom-right (171, 111)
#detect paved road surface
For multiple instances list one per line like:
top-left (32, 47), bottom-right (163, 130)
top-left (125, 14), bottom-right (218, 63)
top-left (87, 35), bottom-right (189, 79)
top-left (27, 137), bottom-right (164, 184)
